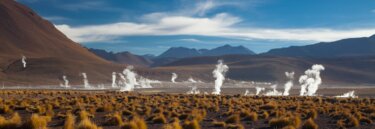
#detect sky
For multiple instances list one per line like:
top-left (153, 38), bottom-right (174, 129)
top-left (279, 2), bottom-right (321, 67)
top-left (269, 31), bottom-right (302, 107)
top-left (18, 0), bottom-right (375, 55)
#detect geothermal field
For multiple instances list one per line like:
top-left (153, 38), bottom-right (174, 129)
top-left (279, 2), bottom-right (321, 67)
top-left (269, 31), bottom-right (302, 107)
top-left (1, 0), bottom-right (375, 129)
top-left (0, 60), bottom-right (374, 129)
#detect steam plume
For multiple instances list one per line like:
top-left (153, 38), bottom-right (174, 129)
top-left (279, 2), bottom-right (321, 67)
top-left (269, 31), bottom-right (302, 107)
top-left (255, 87), bottom-right (265, 95)
top-left (283, 72), bottom-right (294, 96)
top-left (62, 75), bottom-right (69, 88)
top-left (299, 64), bottom-right (325, 96)
top-left (120, 66), bottom-right (138, 91)
top-left (187, 86), bottom-right (200, 94)
top-left (81, 73), bottom-right (90, 89)
top-left (112, 72), bottom-right (117, 88)
top-left (335, 91), bottom-right (357, 98)
top-left (139, 77), bottom-right (152, 88)
top-left (171, 73), bottom-right (178, 83)
top-left (244, 90), bottom-right (250, 96)
top-left (188, 77), bottom-right (197, 83)
top-left (212, 60), bottom-right (229, 95)
top-left (21, 55), bottom-right (26, 68)
top-left (265, 85), bottom-right (282, 96)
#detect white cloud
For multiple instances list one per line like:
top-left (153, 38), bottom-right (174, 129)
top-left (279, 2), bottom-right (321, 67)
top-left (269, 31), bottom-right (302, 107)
top-left (177, 38), bottom-right (202, 42)
top-left (56, 12), bottom-right (375, 43)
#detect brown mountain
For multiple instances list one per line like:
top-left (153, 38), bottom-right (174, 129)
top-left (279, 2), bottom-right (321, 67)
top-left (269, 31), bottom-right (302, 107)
top-left (156, 55), bottom-right (375, 86)
top-left (0, 0), bottom-right (130, 85)
top-left (88, 48), bottom-right (152, 67)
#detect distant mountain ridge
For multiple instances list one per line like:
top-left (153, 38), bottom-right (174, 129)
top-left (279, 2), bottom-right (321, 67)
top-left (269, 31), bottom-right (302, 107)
top-left (158, 44), bottom-right (255, 58)
top-left (88, 48), bottom-right (152, 67)
top-left (265, 35), bottom-right (375, 58)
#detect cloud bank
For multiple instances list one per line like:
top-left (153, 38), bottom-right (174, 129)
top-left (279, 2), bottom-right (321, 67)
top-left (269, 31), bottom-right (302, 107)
top-left (56, 13), bottom-right (375, 43)
top-left (54, 0), bottom-right (375, 43)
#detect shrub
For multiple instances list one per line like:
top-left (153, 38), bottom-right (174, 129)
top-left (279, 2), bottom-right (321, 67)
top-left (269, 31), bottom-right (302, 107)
top-left (182, 119), bottom-right (200, 129)
top-left (301, 118), bottom-right (318, 129)
top-left (63, 113), bottom-right (75, 129)
top-left (0, 112), bottom-right (22, 128)
top-left (105, 112), bottom-right (123, 126)
top-left (306, 110), bottom-right (318, 119)
top-left (260, 101), bottom-right (278, 110)
top-left (226, 124), bottom-right (244, 129)
top-left (0, 105), bottom-right (12, 114)
top-left (225, 114), bottom-right (240, 124)
top-left (243, 112), bottom-right (258, 121)
top-left (23, 114), bottom-right (51, 129)
top-left (336, 119), bottom-right (345, 128)
top-left (121, 121), bottom-right (138, 129)
top-left (269, 117), bottom-right (291, 128)
top-left (347, 115), bottom-right (359, 127)
top-left (212, 120), bottom-right (226, 127)
top-left (77, 118), bottom-right (102, 129)
top-left (79, 110), bottom-right (93, 120)
top-left (133, 116), bottom-right (147, 129)
top-left (260, 111), bottom-right (269, 119)
top-left (163, 118), bottom-right (182, 129)
top-left (152, 114), bottom-right (167, 124)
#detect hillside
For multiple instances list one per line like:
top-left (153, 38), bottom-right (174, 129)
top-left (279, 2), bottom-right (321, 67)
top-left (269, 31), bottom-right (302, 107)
top-left (156, 55), bottom-right (375, 85)
top-left (265, 35), bottom-right (375, 58)
top-left (0, 0), bottom-right (128, 85)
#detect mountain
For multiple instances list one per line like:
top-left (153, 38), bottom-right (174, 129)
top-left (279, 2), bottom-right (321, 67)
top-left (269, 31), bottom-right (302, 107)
top-left (158, 47), bottom-right (201, 58)
top-left (158, 44), bottom-right (255, 58)
top-left (88, 48), bottom-right (152, 67)
top-left (265, 35), bottom-right (375, 58)
top-left (203, 44), bottom-right (255, 56)
top-left (153, 45), bottom-right (255, 66)
top-left (0, 0), bottom-right (130, 85)
top-left (141, 54), bottom-right (157, 60)
top-left (156, 55), bottom-right (375, 85)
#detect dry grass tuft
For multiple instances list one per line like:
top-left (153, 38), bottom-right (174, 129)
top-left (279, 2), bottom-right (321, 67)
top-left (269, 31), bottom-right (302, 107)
top-left (301, 118), bottom-right (318, 129)
top-left (63, 113), bottom-right (75, 129)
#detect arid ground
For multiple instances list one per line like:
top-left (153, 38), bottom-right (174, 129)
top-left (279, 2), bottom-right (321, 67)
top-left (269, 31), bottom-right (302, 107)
top-left (0, 89), bottom-right (374, 129)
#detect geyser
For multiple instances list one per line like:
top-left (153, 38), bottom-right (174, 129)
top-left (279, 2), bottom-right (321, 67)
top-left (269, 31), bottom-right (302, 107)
top-left (81, 73), bottom-right (90, 89)
top-left (188, 77), bottom-right (197, 83)
top-left (255, 87), bottom-right (265, 95)
top-left (265, 85), bottom-right (282, 96)
top-left (139, 77), bottom-right (152, 88)
top-left (62, 75), bottom-right (69, 88)
top-left (283, 72), bottom-right (294, 96)
top-left (336, 91), bottom-right (358, 98)
top-left (212, 60), bottom-right (229, 95)
top-left (187, 86), bottom-right (200, 94)
top-left (171, 73), bottom-right (178, 83)
top-left (299, 64), bottom-right (325, 96)
top-left (112, 72), bottom-right (117, 88)
top-left (120, 66), bottom-right (138, 91)
top-left (21, 55), bottom-right (26, 68)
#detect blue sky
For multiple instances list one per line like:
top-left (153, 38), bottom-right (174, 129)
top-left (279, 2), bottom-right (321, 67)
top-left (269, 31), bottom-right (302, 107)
top-left (18, 0), bottom-right (375, 55)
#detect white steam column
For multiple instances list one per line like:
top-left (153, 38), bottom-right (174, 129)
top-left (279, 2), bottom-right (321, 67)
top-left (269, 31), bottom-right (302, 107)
top-left (212, 60), bottom-right (229, 95)
top-left (120, 65), bottom-right (138, 91)
top-left (81, 73), bottom-right (90, 89)
top-left (335, 91), bottom-right (357, 98)
top-left (299, 64), bottom-right (325, 96)
top-left (283, 72), bottom-right (294, 96)
top-left (171, 73), bottom-right (178, 83)
top-left (112, 72), bottom-right (117, 88)
top-left (21, 55), bottom-right (27, 68)
top-left (62, 75), bottom-right (70, 88)
top-left (255, 87), bottom-right (265, 95)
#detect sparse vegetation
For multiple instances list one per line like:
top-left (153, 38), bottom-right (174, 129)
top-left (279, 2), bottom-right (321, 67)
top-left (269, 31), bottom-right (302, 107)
top-left (0, 90), bottom-right (372, 129)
